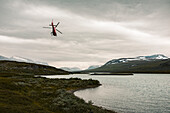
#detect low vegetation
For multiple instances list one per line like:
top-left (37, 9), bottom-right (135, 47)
top-left (0, 74), bottom-right (115, 113)
top-left (0, 60), bottom-right (70, 75)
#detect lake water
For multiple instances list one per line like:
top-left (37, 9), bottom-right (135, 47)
top-left (42, 74), bottom-right (170, 113)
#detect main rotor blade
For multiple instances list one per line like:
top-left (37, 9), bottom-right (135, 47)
top-left (55, 22), bottom-right (60, 27)
top-left (43, 27), bottom-right (51, 29)
top-left (56, 29), bottom-right (62, 34)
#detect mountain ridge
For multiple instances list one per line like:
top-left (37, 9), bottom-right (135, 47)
top-left (0, 60), bottom-right (69, 76)
top-left (0, 55), bottom-right (48, 66)
top-left (60, 67), bottom-right (81, 72)
top-left (105, 54), bottom-right (168, 65)
top-left (82, 54), bottom-right (170, 74)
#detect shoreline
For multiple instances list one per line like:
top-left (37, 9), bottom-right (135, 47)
top-left (89, 72), bottom-right (133, 75)
top-left (67, 84), bottom-right (101, 93)
top-left (67, 84), bottom-right (116, 113)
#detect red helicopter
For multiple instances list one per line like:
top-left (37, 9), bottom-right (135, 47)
top-left (43, 20), bottom-right (62, 36)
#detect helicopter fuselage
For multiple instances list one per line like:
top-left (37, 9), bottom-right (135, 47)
top-left (52, 25), bottom-right (57, 36)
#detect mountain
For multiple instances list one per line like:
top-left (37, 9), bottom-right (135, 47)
top-left (0, 55), bottom-right (48, 65)
top-left (60, 65), bottom-right (101, 72)
top-left (0, 60), bottom-right (69, 76)
top-left (87, 65), bottom-right (100, 70)
top-left (105, 54), bottom-right (168, 65)
top-left (0, 56), bottom-right (9, 60)
top-left (60, 67), bottom-right (81, 72)
top-left (83, 54), bottom-right (170, 73)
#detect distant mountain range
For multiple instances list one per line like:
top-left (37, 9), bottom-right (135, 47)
top-left (0, 55), bottom-right (48, 66)
top-left (82, 54), bottom-right (170, 73)
top-left (60, 65), bottom-right (101, 72)
top-left (105, 54), bottom-right (168, 65)
top-left (87, 65), bottom-right (101, 70)
top-left (60, 67), bottom-right (81, 72)
top-left (2, 54), bottom-right (170, 74)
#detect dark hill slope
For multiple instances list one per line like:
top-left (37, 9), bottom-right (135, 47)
top-left (0, 60), bottom-right (69, 75)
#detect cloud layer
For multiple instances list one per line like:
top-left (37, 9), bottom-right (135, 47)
top-left (0, 0), bottom-right (170, 69)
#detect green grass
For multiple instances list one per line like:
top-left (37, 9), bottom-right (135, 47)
top-left (0, 75), bottom-right (115, 113)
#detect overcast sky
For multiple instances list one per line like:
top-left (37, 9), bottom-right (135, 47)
top-left (0, 0), bottom-right (170, 69)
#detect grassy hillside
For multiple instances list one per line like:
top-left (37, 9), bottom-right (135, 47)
top-left (83, 59), bottom-right (170, 73)
top-left (0, 60), bottom-right (69, 76)
top-left (0, 74), bottom-right (115, 113)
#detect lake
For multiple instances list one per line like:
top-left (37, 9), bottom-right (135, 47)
top-left (42, 74), bottom-right (170, 113)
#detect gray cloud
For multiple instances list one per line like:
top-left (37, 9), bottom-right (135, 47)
top-left (0, 0), bottom-right (170, 69)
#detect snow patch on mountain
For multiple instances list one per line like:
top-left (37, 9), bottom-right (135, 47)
top-left (137, 54), bottom-right (168, 60)
top-left (10, 56), bottom-right (34, 62)
top-left (0, 56), bottom-right (9, 60)
top-left (0, 55), bottom-right (48, 65)
top-left (105, 54), bottom-right (168, 65)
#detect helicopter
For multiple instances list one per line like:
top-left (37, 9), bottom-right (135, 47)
top-left (43, 20), bottom-right (62, 36)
